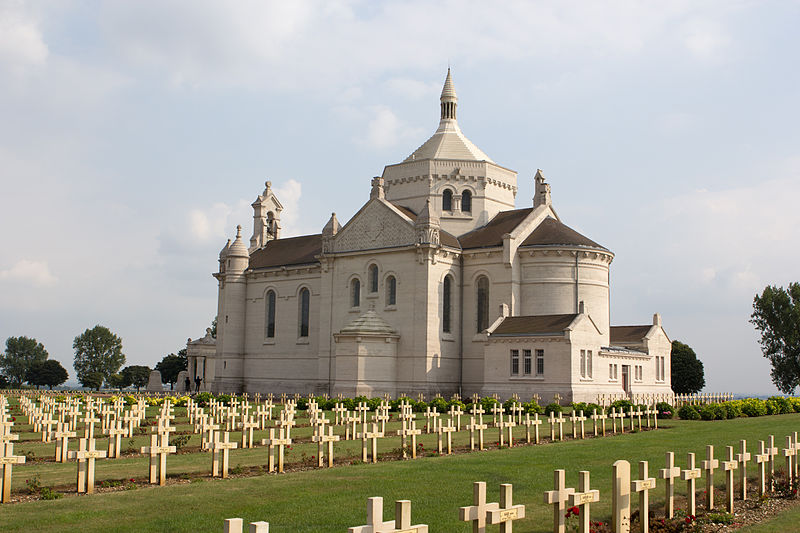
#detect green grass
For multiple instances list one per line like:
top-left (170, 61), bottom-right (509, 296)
top-left (739, 503), bottom-right (800, 532)
top-left (3, 412), bottom-right (800, 531)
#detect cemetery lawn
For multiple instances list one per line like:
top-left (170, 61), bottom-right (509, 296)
top-left (3, 414), bottom-right (800, 532)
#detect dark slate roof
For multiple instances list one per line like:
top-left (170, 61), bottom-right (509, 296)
top-left (491, 314), bottom-right (578, 336)
top-left (458, 208), bottom-right (534, 249)
top-left (609, 325), bottom-right (652, 344)
top-left (249, 234), bottom-right (322, 269)
top-left (390, 203), bottom-right (461, 249)
top-left (520, 217), bottom-right (608, 251)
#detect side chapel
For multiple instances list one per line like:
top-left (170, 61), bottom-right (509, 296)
top-left (187, 70), bottom-right (673, 402)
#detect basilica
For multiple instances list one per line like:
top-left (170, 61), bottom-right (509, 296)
top-left (187, 70), bottom-right (673, 402)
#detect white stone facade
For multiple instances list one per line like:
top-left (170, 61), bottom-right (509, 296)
top-left (186, 69), bottom-right (673, 403)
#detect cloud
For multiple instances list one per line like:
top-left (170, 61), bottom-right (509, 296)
top-left (0, 2), bottom-right (48, 71)
top-left (682, 19), bottom-right (731, 60)
top-left (0, 259), bottom-right (57, 287)
top-left (273, 179), bottom-right (304, 237)
top-left (362, 106), bottom-right (423, 149)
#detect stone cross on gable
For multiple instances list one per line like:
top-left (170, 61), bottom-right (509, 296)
top-left (631, 461), bottom-right (656, 533)
top-left (568, 471), bottom-right (600, 533)
top-left (437, 417), bottom-right (456, 455)
top-left (105, 418), bottom-right (126, 459)
top-left (784, 435), bottom-right (797, 490)
top-left (659, 452), bottom-right (681, 519)
top-left (466, 416), bottom-right (487, 451)
top-left (681, 452), bottom-right (701, 516)
top-left (487, 483), bottom-right (525, 533)
top-left (722, 445), bottom-right (738, 513)
top-left (140, 432), bottom-right (176, 486)
top-left (53, 421), bottom-right (76, 462)
top-left (359, 423), bottom-right (382, 464)
top-left (211, 431), bottom-right (238, 479)
top-left (67, 437), bottom-right (107, 494)
top-left (755, 440), bottom-right (769, 497)
top-left (261, 427), bottom-right (291, 473)
top-left (544, 469), bottom-right (575, 533)
top-left (702, 445), bottom-right (719, 510)
top-left (348, 497), bottom-right (428, 533)
top-left (736, 439), bottom-right (751, 500)
top-left (0, 442), bottom-right (26, 503)
top-left (459, 481), bottom-right (499, 533)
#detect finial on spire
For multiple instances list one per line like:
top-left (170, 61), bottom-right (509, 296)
top-left (236, 225), bottom-right (242, 238)
top-left (440, 68), bottom-right (457, 121)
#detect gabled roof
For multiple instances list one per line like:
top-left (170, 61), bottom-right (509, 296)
top-left (249, 234), bottom-right (322, 269)
top-left (610, 325), bottom-right (652, 344)
top-left (389, 203), bottom-right (461, 249)
top-left (520, 217), bottom-right (608, 251)
top-left (491, 314), bottom-right (578, 336)
top-left (458, 208), bottom-right (534, 249)
top-left (338, 309), bottom-right (397, 336)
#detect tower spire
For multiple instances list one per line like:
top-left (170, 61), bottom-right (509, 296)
top-left (440, 68), bottom-right (458, 121)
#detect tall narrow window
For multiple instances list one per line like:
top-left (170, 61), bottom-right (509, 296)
top-left (442, 189), bottom-right (453, 211)
top-left (476, 275), bottom-right (489, 333)
top-left (523, 349), bottom-right (532, 375)
top-left (442, 275), bottom-right (452, 333)
top-left (587, 350), bottom-right (593, 378)
top-left (461, 190), bottom-right (472, 212)
top-left (265, 290), bottom-right (276, 338)
top-left (386, 276), bottom-right (397, 306)
top-left (351, 279), bottom-right (360, 308)
top-left (536, 349), bottom-right (544, 375)
top-left (298, 288), bottom-right (310, 337)
top-left (368, 264), bottom-right (378, 293)
top-left (580, 350), bottom-right (586, 378)
top-left (510, 349), bottom-right (519, 376)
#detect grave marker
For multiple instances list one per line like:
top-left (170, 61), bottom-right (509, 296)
top-left (658, 452), bottom-right (680, 519)
top-left (702, 445), bottom-right (719, 510)
top-left (722, 445), bottom-right (737, 513)
top-left (544, 469), bottom-right (575, 533)
top-left (736, 439), bottom-right (750, 500)
top-left (458, 481), bottom-right (499, 533)
top-left (140, 432), bottom-right (176, 486)
top-left (631, 461), bottom-right (656, 533)
top-left (568, 471), bottom-right (600, 533)
top-left (487, 483), bottom-right (525, 533)
top-left (67, 437), bottom-right (107, 494)
top-left (348, 497), bottom-right (428, 533)
top-left (612, 460), bottom-right (631, 533)
top-left (0, 442), bottom-right (25, 503)
top-left (681, 452), bottom-right (701, 516)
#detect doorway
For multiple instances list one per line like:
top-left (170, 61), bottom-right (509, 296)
top-left (621, 365), bottom-right (630, 393)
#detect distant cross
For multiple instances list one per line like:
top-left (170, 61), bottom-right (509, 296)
top-left (523, 413), bottom-right (541, 444)
top-left (240, 415), bottom-right (259, 449)
top-left (52, 421), bottom-right (76, 463)
top-left (140, 432), bottom-right (176, 486)
top-left (211, 431), bottom-right (238, 478)
top-left (437, 417), bottom-right (456, 455)
top-left (105, 418), bottom-right (126, 459)
top-left (590, 409), bottom-right (606, 437)
top-left (448, 405), bottom-right (463, 431)
top-left (466, 416), bottom-right (487, 451)
top-left (261, 427), bottom-right (291, 473)
top-left (486, 483), bottom-right (525, 533)
top-left (722, 445), bottom-right (738, 513)
top-left (548, 412), bottom-right (557, 441)
top-left (555, 413), bottom-right (565, 441)
top-left (348, 497), bottom-right (428, 533)
top-left (82, 411), bottom-right (100, 439)
top-left (736, 439), bottom-right (751, 500)
top-left (544, 469), bottom-right (575, 533)
top-left (359, 423), bottom-right (382, 464)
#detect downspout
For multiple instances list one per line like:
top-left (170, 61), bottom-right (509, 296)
top-left (458, 254), bottom-right (464, 396)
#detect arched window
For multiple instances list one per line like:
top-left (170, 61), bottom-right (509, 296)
top-left (442, 189), bottom-right (453, 211)
top-left (461, 190), bottom-right (472, 213)
top-left (386, 275), bottom-right (397, 306)
top-left (369, 264), bottom-right (379, 293)
top-left (298, 288), bottom-right (310, 337)
top-left (443, 275), bottom-right (453, 333)
top-left (265, 290), bottom-right (276, 338)
top-left (351, 279), bottom-right (361, 308)
top-left (476, 275), bottom-right (490, 333)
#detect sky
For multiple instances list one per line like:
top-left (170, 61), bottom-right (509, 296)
top-left (0, 1), bottom-right (798, 395)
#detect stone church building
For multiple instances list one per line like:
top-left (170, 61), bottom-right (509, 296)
top-left (187, 70), bottom-right (673, 402)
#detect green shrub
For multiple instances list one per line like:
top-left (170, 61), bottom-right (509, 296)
top-left (215, 394), bottom-right (231, 406)
top-left (429, 397), bottom-right (448, 412)
top-left (295, 397), bottom-right (308, 410)
top-left (544, 402), bottom-right (562, 415)
top-left (390, 397), bottom-right (414, 412)
top-left (447, 399), bottom-right (466, 411)
top-left (656, 401), bottom-right (674, 419)
top-left (194, 392), bottom-right (213, 406)
top-left (790, 397), bottom-right (800, 413)
top-left (721, 401), bottom-right (742, 419)
top-left (606, 399), bottom-right (633, 415)
top-left (678, 404), bottom-right (701, 420)
top-left (413, 401), bottom-right (428, 413)
top-left (766, 396), bottom-right (792, 415)
top-left (584, 403), bottom-right (602, 415)
top-left (39, 486), bottom-right (62, 500)
top-left (570, 402), bottom-right (588, 414)
top-left (523, 401), bottom-right (543, 415)
top-left (699, 403), bottom-right (723, 420)
top-left (480, 397), bottom-right (500, 411)
top-left (740, 398), bottom-right (767, 417)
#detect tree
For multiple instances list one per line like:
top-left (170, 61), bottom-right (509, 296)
top-left (155, 352), bottom-right (187, 390)
top-left (751, 283), bottom-right (800, 394)
top-left (26, 359), bottom-right (68, 390)
top-left (671, 340), bottom-right (705, 394)
top-left (121, 365), bottom-right (151, 392)
top-left (79, 371), bottom-right (104, 390)
top-left (73, 325), bottom-right (125, 390)
top-left (1, 336), bottom-right (49, 386)
top-left (210, 317), bottom-right (217, 338)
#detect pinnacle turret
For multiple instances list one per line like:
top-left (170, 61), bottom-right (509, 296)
top-left (440, 68), bottom-right (457, 121)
